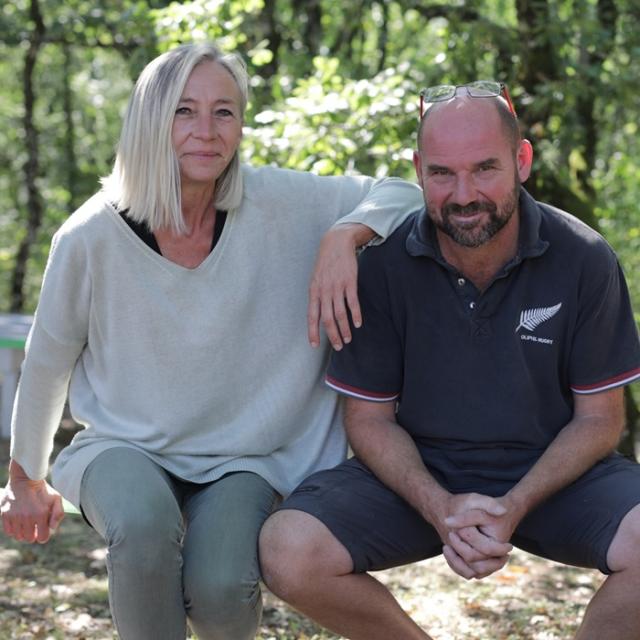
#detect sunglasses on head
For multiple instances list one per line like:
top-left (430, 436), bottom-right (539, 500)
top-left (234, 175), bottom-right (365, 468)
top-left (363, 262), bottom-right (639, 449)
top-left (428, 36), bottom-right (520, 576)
top-left (419, 81), bottom-right (517, 119)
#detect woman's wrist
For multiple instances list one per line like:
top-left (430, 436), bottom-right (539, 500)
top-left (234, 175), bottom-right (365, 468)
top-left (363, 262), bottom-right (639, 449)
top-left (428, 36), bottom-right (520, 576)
top-left (8, 459), bottom-right (33, 482)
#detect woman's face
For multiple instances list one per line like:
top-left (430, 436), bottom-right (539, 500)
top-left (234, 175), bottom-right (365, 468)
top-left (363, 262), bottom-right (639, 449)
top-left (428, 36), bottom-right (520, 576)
top-left (172, 60), bottom-right (243, 192)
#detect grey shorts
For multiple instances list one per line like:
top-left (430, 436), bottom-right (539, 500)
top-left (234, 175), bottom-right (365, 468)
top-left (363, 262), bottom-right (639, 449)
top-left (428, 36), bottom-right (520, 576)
top-left (279, 453), bottom-right (640, 575)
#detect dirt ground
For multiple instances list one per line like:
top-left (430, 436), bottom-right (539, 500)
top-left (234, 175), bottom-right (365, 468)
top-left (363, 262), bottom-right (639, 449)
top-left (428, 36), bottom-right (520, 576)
top-left (0, 439), bottom-right (605, 640)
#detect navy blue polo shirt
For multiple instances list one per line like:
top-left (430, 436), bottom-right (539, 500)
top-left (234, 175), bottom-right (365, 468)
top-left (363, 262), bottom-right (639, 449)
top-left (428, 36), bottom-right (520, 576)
top-left (327, 189), bottom-right (640, 490)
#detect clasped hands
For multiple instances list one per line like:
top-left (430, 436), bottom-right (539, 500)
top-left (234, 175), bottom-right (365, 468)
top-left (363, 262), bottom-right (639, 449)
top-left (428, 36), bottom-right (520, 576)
top-left (437, 492), bottom-right (522, 581)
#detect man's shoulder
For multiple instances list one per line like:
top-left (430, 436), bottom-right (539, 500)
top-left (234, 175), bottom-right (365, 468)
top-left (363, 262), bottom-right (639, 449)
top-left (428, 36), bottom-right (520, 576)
top-left (355, 214), bottom-right (418, 288)
top-left (361, 212), bottom-right (418, 261)
top-left (537, 200), bottom-right (608, 249)
top-left (534, 199), bottom-right (618, 270)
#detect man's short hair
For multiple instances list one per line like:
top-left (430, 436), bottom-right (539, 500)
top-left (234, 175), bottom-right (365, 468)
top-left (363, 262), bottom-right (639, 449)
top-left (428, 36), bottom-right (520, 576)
top-left (417, 96), bottom-right (521, 155)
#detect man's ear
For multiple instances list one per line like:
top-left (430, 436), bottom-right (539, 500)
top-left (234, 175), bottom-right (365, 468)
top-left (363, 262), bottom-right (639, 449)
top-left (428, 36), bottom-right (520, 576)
top-left (517, 139), bottom-right (534, 183)
top-left (413, 150), bottom-right (424, 190)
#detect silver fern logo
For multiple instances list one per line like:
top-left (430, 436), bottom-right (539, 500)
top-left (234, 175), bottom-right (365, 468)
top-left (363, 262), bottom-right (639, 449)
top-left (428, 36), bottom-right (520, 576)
top-left (515, 303), bottom-right (562, 333)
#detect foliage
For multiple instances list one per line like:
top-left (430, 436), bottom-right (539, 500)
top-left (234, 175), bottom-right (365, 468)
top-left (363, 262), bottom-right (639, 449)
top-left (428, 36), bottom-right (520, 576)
top-left (1, 0), bottom-right (638, 302)
top-left (245, 57), bottom-right (418, 178)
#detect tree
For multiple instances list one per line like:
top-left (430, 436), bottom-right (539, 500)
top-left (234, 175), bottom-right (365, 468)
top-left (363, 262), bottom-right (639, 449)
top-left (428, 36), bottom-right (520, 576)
top-left (0, 0), bottom-right (160, 311)
top-left (10, 0), bottom-right (46, 313)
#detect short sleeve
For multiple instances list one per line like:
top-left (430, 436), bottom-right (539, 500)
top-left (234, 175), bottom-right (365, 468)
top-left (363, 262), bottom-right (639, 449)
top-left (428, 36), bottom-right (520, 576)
top-left (240, 166), bottom-right (422, 241)
top-left (326, 247), bottom-right (404, 401)
top-left (570, 251), bottom-right (640, 394)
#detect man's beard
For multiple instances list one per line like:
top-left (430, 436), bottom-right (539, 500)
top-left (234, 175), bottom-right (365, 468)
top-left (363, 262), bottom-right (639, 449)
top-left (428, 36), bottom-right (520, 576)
top-left (429, 181), bottom-right (520, 248)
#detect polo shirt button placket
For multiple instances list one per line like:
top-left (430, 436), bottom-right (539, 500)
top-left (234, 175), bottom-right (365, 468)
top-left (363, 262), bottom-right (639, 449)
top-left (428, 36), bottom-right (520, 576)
top-left (452, 273), bottom-right (477, 317)
top-left (473, 318), bottom-right (491, 342)
top-left (468, 296), bottom-right (492, 342)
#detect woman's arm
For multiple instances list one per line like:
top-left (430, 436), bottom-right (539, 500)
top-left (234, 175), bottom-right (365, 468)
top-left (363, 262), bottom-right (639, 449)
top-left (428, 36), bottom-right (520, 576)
top-left (307, 177), bottom-right (423, 349)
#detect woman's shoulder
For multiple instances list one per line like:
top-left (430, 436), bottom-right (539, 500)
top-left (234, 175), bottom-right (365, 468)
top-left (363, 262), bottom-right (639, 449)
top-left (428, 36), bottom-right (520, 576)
top-left (240, 163), bottom-right (370, 210)
top-left (242, 163), bottom-right (313, 192)
top-left (55, 191), bottom-right (118, 239)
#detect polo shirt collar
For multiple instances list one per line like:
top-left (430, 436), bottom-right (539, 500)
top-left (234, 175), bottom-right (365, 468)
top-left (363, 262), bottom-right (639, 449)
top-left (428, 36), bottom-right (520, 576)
top-left (406, 187), bottom-right (549, 268)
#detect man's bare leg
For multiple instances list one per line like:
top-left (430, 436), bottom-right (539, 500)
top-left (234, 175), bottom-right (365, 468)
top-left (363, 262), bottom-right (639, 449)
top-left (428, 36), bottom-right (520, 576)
top-left (259, 510), bottom-right (432, 640)
top-left (575, 504), bottom-right (640, 640)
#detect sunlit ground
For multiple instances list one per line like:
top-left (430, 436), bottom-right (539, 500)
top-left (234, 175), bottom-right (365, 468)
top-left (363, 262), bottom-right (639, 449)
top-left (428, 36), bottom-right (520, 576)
top-left (0, 440), bottom-right (603, 640)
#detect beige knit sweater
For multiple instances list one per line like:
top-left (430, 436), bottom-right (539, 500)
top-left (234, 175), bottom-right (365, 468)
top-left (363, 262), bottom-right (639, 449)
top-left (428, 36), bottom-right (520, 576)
top-left (10, 164), bottom-right (423, 507)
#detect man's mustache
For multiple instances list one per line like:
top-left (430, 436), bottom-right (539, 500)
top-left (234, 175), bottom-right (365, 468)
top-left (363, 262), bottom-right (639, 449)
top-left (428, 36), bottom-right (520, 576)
top-left (443, 201), bottom-right (497, 216)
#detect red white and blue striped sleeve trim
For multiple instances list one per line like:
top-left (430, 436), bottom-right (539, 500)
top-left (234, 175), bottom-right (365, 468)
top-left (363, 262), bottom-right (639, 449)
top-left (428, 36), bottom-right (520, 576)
top-left (571, 367), bottom-right (640, 395)
top-left (325, 375), bottom-right (399, 402)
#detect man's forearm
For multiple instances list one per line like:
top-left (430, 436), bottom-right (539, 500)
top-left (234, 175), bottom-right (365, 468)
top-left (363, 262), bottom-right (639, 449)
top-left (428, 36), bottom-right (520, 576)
top-left (505, 388), bottom-right (624, 518)
top-left (344, 402), bottom-right (450, 526)
top-left (344, 399), bottom-right (514, 580)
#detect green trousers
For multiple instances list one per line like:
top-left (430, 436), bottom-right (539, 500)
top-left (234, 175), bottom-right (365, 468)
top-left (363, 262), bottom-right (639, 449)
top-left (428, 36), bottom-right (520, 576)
top-left (80, 447), bottom-right (278, 639)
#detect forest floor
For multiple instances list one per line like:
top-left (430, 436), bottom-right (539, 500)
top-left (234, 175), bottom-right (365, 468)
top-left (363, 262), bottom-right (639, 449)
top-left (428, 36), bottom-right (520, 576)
top-left (0, 438), bottom-right (604, 640)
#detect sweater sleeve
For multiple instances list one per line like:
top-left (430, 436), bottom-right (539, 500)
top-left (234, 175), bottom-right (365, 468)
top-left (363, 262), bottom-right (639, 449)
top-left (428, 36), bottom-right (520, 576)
top-left (333, 177), bottom-right (424, 243)
top-left (10, 226), bottom-right (91, 481)
top-left (241, 166), bottom-right (423, 241)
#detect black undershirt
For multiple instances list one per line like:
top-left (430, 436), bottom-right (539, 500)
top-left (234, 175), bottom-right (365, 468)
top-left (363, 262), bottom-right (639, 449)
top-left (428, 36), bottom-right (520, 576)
top-left (118, 209), bottom-right (228, 254)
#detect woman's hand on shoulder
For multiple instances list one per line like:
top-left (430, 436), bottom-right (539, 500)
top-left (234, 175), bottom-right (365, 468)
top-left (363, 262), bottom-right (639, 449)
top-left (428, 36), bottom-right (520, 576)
top-left (1, 460), bottom-right (65, 544)
top-left (308, 223), bottom-right (375, 350)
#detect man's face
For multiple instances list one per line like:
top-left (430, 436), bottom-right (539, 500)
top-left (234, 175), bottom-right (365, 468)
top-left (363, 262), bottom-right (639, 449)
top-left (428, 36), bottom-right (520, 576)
top-left (429, 174), bottom-right (520, 248)
top-left (414, 99), bottom-right (531, 249)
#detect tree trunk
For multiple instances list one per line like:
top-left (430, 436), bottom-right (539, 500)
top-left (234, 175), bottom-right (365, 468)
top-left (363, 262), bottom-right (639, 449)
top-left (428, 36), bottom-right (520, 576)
top-left (63, 42), bottom-right (79, 213)
top-left (259, 0), bottom-right (281, 80)
top-left (292, 0), bottom-right (323, 57)
top-left (10, 0), bottom-right (45, 312)
top-left (376, 0), bottom-right (390, 74)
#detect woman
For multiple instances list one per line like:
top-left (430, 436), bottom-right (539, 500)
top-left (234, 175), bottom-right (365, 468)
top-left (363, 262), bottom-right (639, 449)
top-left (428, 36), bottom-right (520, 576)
top-left (0, 43), bottom-right (421, 639)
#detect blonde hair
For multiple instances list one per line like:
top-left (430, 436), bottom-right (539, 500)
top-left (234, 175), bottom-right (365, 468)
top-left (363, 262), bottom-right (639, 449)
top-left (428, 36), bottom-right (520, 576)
top-left (102, 43), bottom-right (248, 233)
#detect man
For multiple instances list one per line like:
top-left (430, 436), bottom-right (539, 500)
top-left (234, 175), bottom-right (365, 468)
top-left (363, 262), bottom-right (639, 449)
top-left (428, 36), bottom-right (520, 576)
top-left (259, 82), bottom-right (640, 640)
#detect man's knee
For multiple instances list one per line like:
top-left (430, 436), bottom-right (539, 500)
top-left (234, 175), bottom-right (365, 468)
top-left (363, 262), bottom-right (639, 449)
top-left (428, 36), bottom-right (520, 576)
top-left (259, 509), bottom-right (353, 600)
top-left (607, 503), bottom-right (640, 573)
